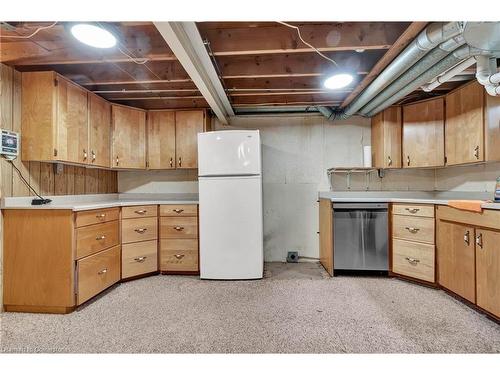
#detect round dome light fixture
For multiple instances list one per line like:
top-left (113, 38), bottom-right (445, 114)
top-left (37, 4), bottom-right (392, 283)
top-left (324, 73), bottom-right (353, 90)
top-left (70, 24), bottom-right (116, 49)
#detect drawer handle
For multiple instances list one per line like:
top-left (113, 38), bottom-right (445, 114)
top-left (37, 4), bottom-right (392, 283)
top-left (96, 235), bottom-right (106, 241)
top-left (405, 257), bottom-right (420, 265)
top-left (96, 213), bottom-right (106, 219)
top-left (98, 268), bottom-right (108, 275)
top-left (464, 230), bottom-right (470, 245)
top-left (135, 228), bottom-right (148, 234)
top-left (474, 145), bottom-right (480, 160)
top-left (476, 232), bottom-right (483, 248)
top-left (405, 227), bottom-right (420, 234)
top-left (134, 210), bottom-right (147, 215)
top-left (134, 256), bottom-right (147, 263)
top-left (405, 208), bottom-right (420, 214)
top-left (173, 209), bottom-right (184, 214)
top-left (388, 156), bottom-right (392, 166)
top-left (174, 254), bottom-right (185, 260)
top-left (174, 226), bottom-right (184, 231)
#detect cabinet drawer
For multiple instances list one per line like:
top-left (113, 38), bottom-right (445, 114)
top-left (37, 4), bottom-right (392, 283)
top-left (159, 204), bottom-right (197, 217)
top-left (76, 207), bottom-right (120, 227)
top-left (160, 216), bottom-right (198, 238)
top-left (122, 240), bottom-right (158, 279)
top-left (392, 215), bottom-right (435, 244)
top-left (160, 239), bottom-right (198, 272)
top-left (392, 204), bottom-right (434, 218)
top-left (122, 205), bottom-right (157, 219)
top-left (77, 245), bottom-right (120, 305)
top-left (122, 217), bottom-right (158, 244)
top-left (392, 239), bottom-right (435, 282)
top-left (76, 220), bottom-right (120, 259)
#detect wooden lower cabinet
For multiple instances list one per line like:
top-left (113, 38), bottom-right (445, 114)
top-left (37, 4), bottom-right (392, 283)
top-left (318, 199), bottom-right (333, 276)
top-left (159, 204), bottom-right (199, 273)
top-left (437, 221), bottom-right (476, 303)
top-left (77, 245), bottom-right (121, 305)
top-left (122, 240), bottom-right (158, 279)
top-left (475, 228), bottom-right (500, 318)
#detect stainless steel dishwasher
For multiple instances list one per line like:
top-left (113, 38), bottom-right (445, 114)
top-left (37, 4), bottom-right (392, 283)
top-left (333, 202), bottom-right (388, 273)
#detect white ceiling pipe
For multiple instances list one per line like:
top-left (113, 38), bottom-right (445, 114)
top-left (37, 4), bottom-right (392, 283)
top-left (421, 57), bottom-right (477, 92)
top-left (476, 55), bottom-right (500, 96)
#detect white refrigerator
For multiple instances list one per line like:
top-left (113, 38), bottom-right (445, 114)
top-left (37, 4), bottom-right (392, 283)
top-left (198, 130), bottom-right (263, 280)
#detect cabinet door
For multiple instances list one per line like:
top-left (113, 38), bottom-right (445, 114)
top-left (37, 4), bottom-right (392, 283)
top-left (437, 221), bottom-right (475, 302)
top-left (445, 82), bottom-right (484, 165)
top-left (175, 110), bottom-right (205, 169)
top-left (111, 105), bottom-right (146, 169)
top-left (403, 98), bottom-right (444, 168)
top-left (475, 228), bottom-right (500, 318)
top-left (88, 93), bottom-right (111, 168)
top-left (147, 111), bottom-right (176, 169)
top-left (319, 199), bottom-right (333, 276)
top-left (56, 76), bottom-right (89, 163)
top-left (371, 106), bottom-right (401, 169)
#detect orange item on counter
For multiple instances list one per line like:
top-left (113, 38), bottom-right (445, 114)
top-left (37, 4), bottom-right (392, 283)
top-left (447, 200), bottom-right (485, 213)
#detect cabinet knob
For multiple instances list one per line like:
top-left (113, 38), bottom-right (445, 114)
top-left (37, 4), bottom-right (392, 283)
top-left (178, 157), bottom-right (182, 167)
top-left (173, 209), bottom-right (184, 214)
top-left (476, 232), bottom-right (483, 248)
top-left (134, 210), bottom-right (147, 215)
top-left (134, 256), bottom-right (147, 263)
top-left (405, 208), bottom-right (420, 214)
top-left (474, 145), bottom-right (480, 160)
top-left (405, 227), bottom-right (420, 234)
top-left (116, 156), bottom-right (119, 166)
top-left (464, 230), bottom-right (470, 245)
top-left (91, 150), bottom-right (96, 162)
top-left (388, 156), bottom-right (392, 167)
top-left (134, 228), bottom-right (147, 234)
top-left (170, 157), bottom-right (173, 168)
top-left (83, 149), bottom-right (87, 161)
top-left (174, 226), bottom-right (184, 231)
top-left (96, 213), bottom-right (106, 219)
top-left (406, 155), bottom-right (410, 166)
top-left (95, 235), bottom-right (106, 241)
top-left (174, 254), bottom-right (185, 260)
top-left (98, 268), bottom-right (108, 275)
top-left (405, 257), bottom-right (420, 265)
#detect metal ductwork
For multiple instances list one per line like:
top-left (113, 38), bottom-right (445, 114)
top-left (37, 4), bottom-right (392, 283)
top-left (316, 21), bottom-right (500, 120)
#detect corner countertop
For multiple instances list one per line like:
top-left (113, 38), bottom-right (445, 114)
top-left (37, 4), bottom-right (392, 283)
top-left (318, 191), bottom-right (500, 210)
top-left (1, 193), bottom-right (199, 211)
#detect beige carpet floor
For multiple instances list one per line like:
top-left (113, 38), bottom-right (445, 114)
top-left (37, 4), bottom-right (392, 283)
top-left (1, 262), bottom-right (499, 353)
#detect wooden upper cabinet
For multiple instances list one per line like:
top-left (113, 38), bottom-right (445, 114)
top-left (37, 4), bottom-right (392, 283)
top-left (21, 71), bottom-right (88, 163)
top-left (147, 111), bottom-right (176, 169)
top-left (175, 110), bottom-right (207, 169)
top-left (402, 97), bottom-right (444, 168)
top-left (88, 93), bottom-right (111, 168)
top-left (437, 220), bottom-right (476, 303)
top-left (371, 106), bottom-right (402, 169)
top-left (111, 104), bottom-right (146, 169)
top-left (445, 81), bottom-right (484, 165)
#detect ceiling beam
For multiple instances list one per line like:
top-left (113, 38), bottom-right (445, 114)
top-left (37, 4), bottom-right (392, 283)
top-left (197, 22), bottom-right (409, 56)
top-left (341, 22), bottom-right (428, 107)
top-left (153, 21), bottom-right (234, 124)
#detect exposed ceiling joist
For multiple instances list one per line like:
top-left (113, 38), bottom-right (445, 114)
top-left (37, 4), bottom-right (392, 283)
top-left (341, 22), bottom-right (428, 107)
top-left (153, 21), bottom-right (234, 124)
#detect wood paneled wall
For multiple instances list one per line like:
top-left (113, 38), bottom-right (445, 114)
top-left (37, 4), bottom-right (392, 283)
top-left (0, 64), bottom-right (117, 198)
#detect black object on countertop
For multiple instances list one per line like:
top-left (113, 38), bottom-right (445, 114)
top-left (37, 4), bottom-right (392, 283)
top-left (31, 198), bottom-right (52, 205)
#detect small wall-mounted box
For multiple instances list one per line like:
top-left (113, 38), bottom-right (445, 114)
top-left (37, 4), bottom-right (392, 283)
top-left (1, 129), bottom-right (19, 160)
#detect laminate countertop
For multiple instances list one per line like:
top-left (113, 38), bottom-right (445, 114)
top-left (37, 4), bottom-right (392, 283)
top-left (1, 193), bottom-right (199, 211)
top-left (318, 191), bottom-right (500, 210)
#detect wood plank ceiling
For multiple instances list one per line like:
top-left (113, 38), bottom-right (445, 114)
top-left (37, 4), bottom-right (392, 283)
top-left (1, 21), bottom-right (475, 112)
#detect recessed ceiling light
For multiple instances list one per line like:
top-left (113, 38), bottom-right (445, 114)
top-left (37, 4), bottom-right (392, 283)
top-left (70, 24), bottom-right (116, 49)
top-left (324, 73), bottom-right (353, 89)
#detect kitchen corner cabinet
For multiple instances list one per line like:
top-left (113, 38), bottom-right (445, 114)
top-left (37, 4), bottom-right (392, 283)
top-left (371, 106), bottom-right (402, 169)
top-left (436, 206), bottom-right (500, 319)
top-left (22, 71), bottom-right (89, 164)
top-left (111, 104), bottom-right (147, 169)
top-left (445, 81), bottom-right (500, 165)
top-left (147, 109), bottom-right (210, 170)
top-left (402, 97), bottom-right (445, 168)
top-left (88, 93), bottom-right (111, 168)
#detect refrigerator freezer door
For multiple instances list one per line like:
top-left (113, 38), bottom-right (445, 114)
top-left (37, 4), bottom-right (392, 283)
top-left (199, 176), bottom-right (263, 279)
top-left (198, 130), bottom-right (261, 177)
